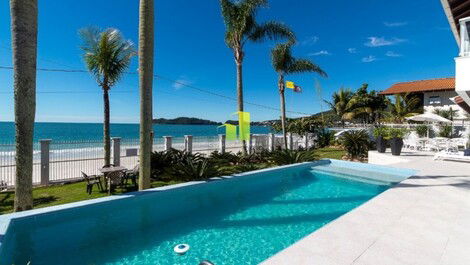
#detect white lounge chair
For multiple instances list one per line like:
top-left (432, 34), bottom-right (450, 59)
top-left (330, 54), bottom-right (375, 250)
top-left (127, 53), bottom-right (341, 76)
top-left (434, 151), bottom-right (470, 162)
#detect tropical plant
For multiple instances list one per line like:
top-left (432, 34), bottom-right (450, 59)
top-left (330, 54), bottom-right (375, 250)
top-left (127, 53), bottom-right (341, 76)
top-left (324, 88), bottom-right (354, 127)
top-left (271, 41), bottom-right (327, 149)
top-left (385, 128), bottom-right (408, 139)
top-left (138, 0), bottom-right (155, 190)
top-left (340, 130), bottom-right (370, 160)
top-left (415, 125), bottom-right (430, 138)
top-left (373, 127), bottom-right (389, 138)
top-left (268, 149), bottom-right (317, 165)
top-left (209, 151), bottom-right (239, 165)
top-left (168, 157), bottom-right (219, 181)
top-left (433, 108), bottom-right (458, 121)
top-left (220, 0), bottom-right (295, 153)
top-left (79, 27), bottom-right (135, 167)
top-left (344, 85), bottom-right (389, 124)
top-left (150, 150), bottom-right (174, 178)
top-left (11, 0), bottom-right (38, 211)
top-left (317, 129), bottom-right (335, 148)
top-left (386, 93), bottom-right (422, 123)
top-left (438, 125), bottom-right (453, 138)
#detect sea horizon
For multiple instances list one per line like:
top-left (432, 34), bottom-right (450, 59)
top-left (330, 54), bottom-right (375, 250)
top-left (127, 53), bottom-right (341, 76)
top-left (0, 121), bottom-right (272, 143)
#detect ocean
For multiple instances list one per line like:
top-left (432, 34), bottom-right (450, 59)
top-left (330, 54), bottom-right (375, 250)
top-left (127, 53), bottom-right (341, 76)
top-left (0, 122), bottom-right (272, 143)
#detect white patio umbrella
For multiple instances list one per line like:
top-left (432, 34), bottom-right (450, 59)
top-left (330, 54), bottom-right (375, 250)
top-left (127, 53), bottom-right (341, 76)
top-left (406, 113), bottom-right (452, 138)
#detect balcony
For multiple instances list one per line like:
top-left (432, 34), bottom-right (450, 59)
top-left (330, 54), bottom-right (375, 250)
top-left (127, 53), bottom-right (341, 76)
top-left (455, 17), bottom-right (470, 105)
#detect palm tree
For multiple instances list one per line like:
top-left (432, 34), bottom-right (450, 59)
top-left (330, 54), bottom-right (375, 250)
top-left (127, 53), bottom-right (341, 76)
top-left (138, 0), bottom-right (154, 190)
top-left (324, 88), bottom-right (354, 127)
top-left (220, 0), bottom-right (295, 153)
top-left (387, 93), bottom-right (422, 123)
top-left (79, 28), bottom-right (135, 166)
top-left (433, 107), bottom-right (458, 121)
top-left (342, 85), bottom-right (388, 124)
top-left (11, 0), bottom-right (38, 211)
top-left (271, 41), bottom-right (326, 149)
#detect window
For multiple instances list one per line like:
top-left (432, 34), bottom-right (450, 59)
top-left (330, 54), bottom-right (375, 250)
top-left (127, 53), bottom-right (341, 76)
top-left (429, 96), bottom-right (441, 105)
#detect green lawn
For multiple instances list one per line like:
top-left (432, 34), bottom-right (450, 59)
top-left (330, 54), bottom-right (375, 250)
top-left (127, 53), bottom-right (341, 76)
top-left (315, 146), bottom-right (346, 160)
top-left (0, 147), bottom-right (346, 214)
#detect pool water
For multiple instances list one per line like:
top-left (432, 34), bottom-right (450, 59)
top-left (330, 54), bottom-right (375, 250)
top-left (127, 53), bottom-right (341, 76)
top-left (0, 161), bottom-right (409, 265)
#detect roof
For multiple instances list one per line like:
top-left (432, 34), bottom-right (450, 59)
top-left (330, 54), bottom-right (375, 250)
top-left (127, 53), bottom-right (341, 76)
top-left (379, 78), bottom-right (455, 95)
top-left (440, 0), bottom-right (470, 44)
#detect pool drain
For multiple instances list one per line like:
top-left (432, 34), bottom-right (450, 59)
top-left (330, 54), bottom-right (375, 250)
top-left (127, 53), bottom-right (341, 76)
top-left (174, 243), bottom-right (190, 255)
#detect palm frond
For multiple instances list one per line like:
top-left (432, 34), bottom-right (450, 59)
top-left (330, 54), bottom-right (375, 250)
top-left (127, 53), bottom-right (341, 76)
top-left (79, 27), bottom-right (136, 88)
top-left (287, 59), bottom-right (327, 77)
top-left (249, 21), bottom-right (295, 43)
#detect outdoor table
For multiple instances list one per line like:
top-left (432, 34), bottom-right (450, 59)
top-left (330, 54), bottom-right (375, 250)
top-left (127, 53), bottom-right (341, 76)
top-left (99, 166), bottom-right (127, 193)
top-left (99, 166), bottom-right (127, 174)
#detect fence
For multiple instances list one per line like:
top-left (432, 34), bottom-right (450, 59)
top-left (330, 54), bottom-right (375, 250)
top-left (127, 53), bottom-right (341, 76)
top-left (0, 133), bottom-right (309, 188)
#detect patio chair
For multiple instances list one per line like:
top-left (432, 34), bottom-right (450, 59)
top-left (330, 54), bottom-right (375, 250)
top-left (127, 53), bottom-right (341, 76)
top-left (81, 172), bottom-right (103, 195)
top-left (0, 181), bottom-right (8, 192)
top-left (106, 170), bottom-right (126, 194)
top-left (124, 164), bottom-right (139, 187)
top-left (434, 151), bottom-right (470, 162)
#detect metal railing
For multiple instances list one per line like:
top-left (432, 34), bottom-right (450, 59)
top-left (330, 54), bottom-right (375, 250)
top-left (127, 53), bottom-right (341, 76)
top-left (0, 133), bottom-right (310, 188)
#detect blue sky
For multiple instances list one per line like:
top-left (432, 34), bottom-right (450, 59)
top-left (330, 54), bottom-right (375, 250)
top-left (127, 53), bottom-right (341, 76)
top-left (0, 0), bottom-right (459, 123)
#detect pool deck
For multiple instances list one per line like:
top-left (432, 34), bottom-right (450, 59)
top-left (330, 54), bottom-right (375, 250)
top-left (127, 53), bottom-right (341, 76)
top-left (263, 151), bottom-right (470, 265)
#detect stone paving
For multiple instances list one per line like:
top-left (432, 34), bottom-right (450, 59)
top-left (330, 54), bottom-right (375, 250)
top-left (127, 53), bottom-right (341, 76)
top-left (262, 151), bottom-right (470, 265)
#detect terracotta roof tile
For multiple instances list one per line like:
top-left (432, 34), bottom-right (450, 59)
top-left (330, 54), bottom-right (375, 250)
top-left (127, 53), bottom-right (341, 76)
top-left (379, 78), bottom-right (455, 95)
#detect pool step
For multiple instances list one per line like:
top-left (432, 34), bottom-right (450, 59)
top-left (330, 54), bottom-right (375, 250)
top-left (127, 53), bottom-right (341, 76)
top-left (311, 165), bottom-right (403, 185)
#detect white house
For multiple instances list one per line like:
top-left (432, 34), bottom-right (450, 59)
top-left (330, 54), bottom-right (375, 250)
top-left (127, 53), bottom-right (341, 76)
top-left (380, 78), bottom-right (469, 121)
top-left (441, 0), bottom-right (470, 115)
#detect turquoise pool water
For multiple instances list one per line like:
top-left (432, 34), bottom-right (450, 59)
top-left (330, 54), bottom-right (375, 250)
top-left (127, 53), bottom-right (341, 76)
top-left (0, 161), bottom-right (412, 265)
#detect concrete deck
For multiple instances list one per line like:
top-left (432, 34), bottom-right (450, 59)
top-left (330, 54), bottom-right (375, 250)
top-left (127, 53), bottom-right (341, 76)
top-left (262, 151), bottom-right (470, 265)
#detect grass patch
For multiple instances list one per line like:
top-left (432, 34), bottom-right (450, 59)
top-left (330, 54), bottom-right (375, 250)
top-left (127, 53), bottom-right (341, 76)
top-left (314, 146), bottom-right (346, 160)
top-left (0, 180), bottom-right (181, 214)
top-left (0, 147), bottom-right (344, 214)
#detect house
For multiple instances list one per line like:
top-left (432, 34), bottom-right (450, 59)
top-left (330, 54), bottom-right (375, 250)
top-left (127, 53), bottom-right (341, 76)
top-left (379, 77), bottom-right (469, 120)
top-left (441, 0), bottom-right (470, 114)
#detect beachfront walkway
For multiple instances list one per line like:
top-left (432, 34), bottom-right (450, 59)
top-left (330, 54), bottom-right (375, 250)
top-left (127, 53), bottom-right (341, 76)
top-left (263, 151), bottom-right (470, 265)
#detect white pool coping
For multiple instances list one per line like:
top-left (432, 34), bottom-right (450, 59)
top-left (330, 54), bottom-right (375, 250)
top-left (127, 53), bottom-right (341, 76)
top-left (0, 159), bottom-right (416, 260)
top-left (262, 152), bottom-right (470, 265)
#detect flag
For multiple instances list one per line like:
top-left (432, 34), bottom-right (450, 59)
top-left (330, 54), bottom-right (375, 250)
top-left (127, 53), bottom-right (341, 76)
top-left (238, 111), bottom-right (251, 141)
top-left (218, 123), bottom-right (237, 140)
top-left (293, 85), bottom-right (302, 93)
top-left (286, 81), bottom-right (295, 89)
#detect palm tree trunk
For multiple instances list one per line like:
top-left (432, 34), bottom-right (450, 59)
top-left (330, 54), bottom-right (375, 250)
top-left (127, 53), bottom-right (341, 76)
top-left (103, 88), bottom-right (111, 166)
top-left (235, 48), bottom-right (247, 155)
top-left (278, 74), bottom-right (288, 150)
top-left (138, 0), bottom-right (154, 190)
top-left (11, 0), bottom-right (37, 212)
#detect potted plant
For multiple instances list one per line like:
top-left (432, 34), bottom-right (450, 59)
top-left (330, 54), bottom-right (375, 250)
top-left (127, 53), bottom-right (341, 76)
top-left (373, 127), bottom-right (388, 153)
top-left (387, 128), bottom-right (408, 156)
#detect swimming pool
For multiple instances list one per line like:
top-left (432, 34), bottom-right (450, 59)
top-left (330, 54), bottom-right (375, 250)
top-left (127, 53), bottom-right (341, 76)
top-left (0, 160), bottom-right (415, 265)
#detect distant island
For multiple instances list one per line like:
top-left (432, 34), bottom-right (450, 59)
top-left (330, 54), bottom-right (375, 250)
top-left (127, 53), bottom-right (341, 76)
top-left (152, 117), bottom-right (273, 126)
top-left (152, 117), bottom-right (221, 125)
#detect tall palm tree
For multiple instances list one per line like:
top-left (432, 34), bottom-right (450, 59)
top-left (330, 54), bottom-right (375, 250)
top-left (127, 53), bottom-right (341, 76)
top-left (11, 0), bottom-right (38, 211)
top-left (220, 0), bottom-right (295, 153)
top-left (138, 0), bottom-right (154, 190)
top-left (271, 41), bottom-right (327, 149)
top-left (325, 88), bottom-right (354, 127)
top-left (79, 28), bottom-right (135, 166)
top-left (387, 93), bottom-right (422, 123)
top-left (342, 85), bottom-right (387, 124)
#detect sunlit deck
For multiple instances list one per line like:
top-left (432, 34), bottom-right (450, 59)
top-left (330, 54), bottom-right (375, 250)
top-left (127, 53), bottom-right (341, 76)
top-left (263, 151), bottom-right (470, 265)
